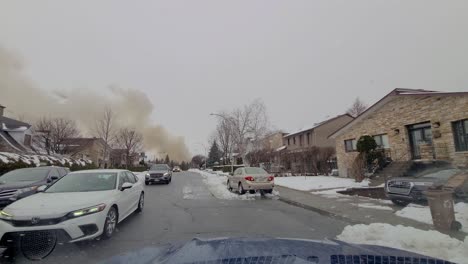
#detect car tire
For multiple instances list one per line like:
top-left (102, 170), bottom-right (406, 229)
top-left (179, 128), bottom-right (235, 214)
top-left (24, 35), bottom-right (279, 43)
top-left (391, 199), bottom-right (410, 207)
top-left (136, 193), bottom-right (144, 213)
top-left (249, 190), bottom-right (256, 194)
top-left (238, 183), bottom-right (246, 195)
top-left (264, 189), bottom-right (273, 194)
top-left (102, 207), bottom-right (118, 240)
top-left (145, 181), bottom-right (149, 185)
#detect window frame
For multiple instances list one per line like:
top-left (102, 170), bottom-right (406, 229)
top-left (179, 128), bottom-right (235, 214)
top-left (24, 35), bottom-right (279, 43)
top-left (344, 139), bottom-right (357, 152)
top-left (299, 135), bottom-right (303, 146)
top-left (373, 134), bottom-right (390, 149)
top-left (452, 119), bottom-right (468, 152)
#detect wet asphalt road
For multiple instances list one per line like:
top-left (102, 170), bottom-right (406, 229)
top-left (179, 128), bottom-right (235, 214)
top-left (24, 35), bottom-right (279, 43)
top-left (5, 171), bottom-right (347, 264)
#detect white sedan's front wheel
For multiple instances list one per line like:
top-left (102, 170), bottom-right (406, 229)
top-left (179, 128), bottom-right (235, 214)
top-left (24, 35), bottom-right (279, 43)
top-left (136, 193), bottom-right (144, 213)
top-left (102, 207), bottom-right (118, 239)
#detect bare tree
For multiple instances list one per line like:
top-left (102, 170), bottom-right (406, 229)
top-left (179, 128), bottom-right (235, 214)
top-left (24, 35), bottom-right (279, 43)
top-left (191, 154), bottom-right (206, 168)
top-left (222, 99), bottom-right (269, 163)
top-left (116, 127), bottom-right (143, 168)
top-left (34, 117), bottom-right (80, 154)
top-left (347, 98), bottom-right (367, 117)
top-left (216, 118), bottom-right (235, 165)
top-left (94, 107), bottom-right (115, 167)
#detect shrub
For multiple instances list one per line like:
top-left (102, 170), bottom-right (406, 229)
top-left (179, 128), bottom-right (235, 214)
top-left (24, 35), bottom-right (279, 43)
top-left (356, 135), bottom-right (377, 153)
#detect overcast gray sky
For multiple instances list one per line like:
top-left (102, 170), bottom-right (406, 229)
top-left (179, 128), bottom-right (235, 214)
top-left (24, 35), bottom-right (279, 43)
top-left (1, 0), bottom-right (468, 155)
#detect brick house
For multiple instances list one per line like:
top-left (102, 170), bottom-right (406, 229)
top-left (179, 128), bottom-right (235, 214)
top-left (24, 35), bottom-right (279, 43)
top-left (62, 138), bottom-right (111, 168)
top-left (330, 88), bottom-right (468, 178)
top-left (281, 114), bottom-right (354, 173)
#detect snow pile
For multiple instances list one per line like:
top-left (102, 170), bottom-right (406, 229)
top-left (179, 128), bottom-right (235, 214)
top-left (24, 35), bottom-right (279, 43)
top-left (275, 176), bottom-right (369, 191)
top-left (352, 203), bottom-right (393, 211)
top-left (0, 152), bottom-right (92, 167)
top-left (337, 223), bottom-right (468, 263)
top-left (396, 203), bottom-right (468, 233)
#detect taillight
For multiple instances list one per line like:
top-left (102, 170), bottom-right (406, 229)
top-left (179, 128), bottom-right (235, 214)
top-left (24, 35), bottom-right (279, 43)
top-left (244, 176), bottom-right (255, 181)
top-left (267, 176), bottom-right (274, 181)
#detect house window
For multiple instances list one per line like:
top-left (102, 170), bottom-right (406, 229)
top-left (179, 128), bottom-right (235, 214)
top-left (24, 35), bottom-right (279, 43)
top-left (373, 134), bottom-right (390, 149)
top-left (452, 119), bottom-right (468, 152)
top-left (344, 139), bottom-right (357, 152)
top-left (299, 135), bottom-right (303, 146)
top-left (293, 137), bottom-right (296, 145)
top-left (307, 133), bottom-right (311, 145)
top-left (24, 135), bottom-right (32, 146)
top-left (287, 138), bottom-right (290, 146)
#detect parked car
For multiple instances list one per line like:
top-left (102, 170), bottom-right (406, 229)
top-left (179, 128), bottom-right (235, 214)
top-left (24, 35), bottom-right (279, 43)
top-left (172, 166), bottom-right (181, 172)
top-left (385, 168), bottom-right (468, 206)
top-left (227, 167), bottom-right (274, 194)
top-left (0, 166), bottom-right (69, 208)
top-left (0, 169), bottom-right (144, 245)
top-left (145, 164), bottom-right (172, 185)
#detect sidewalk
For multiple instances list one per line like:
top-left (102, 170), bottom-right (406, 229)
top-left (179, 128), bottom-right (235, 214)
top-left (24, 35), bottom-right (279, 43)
top-left (276, 186), bottom-right (467, 240)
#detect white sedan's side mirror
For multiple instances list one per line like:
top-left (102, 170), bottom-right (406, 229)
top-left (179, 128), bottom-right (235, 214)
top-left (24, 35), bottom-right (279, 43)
top-left (37, 185), bottom-right (48, 192)
top-left (121, 182), bottom-right (133, 191)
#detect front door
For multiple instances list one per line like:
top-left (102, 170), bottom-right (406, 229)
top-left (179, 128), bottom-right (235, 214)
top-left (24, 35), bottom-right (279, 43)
top-left (408, 122), bottom-right (432, 159)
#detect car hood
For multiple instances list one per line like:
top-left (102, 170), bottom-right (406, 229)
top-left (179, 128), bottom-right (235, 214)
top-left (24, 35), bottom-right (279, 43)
top-left (148, 170), bottom-right (169, 174)
top-left (3, 190), bottom-right (115, 219)
top-left (101, 237), bottom-right (447, 264)
top-left (0, 181), bottom-right (44, 191)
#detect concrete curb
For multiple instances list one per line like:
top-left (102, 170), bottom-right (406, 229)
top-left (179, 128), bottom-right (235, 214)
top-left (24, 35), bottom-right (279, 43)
top-left (277, 195), bottom-right (360, 225)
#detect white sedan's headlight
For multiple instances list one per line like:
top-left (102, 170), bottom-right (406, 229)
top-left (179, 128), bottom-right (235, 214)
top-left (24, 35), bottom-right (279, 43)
top-left (0, 210), bottom-right (13, 220)
top-left (67, 204), bottom-right (107, 218)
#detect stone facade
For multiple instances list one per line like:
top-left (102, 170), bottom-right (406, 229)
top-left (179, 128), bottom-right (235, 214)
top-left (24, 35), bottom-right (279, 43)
top-left (334, 93), bottom-right (468, 178)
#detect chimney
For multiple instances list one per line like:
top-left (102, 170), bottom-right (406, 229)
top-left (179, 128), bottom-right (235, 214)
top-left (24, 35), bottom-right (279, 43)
top-left (0, 105), bottom-right (4, 117)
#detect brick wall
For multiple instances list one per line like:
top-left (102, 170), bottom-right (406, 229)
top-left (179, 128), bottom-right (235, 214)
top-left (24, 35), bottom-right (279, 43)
top-left (336, 95), bottom-right (468, 178)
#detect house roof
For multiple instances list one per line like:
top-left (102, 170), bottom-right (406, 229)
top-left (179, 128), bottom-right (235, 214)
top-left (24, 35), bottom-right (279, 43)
top-left (329, 88), bottom-right (468, 139)
top-left (0, 130), bottom-right (28, 152)
top-left (0, 116), bottom-right (31, 130)
top-left (284, 114), bottom-right (354, 138)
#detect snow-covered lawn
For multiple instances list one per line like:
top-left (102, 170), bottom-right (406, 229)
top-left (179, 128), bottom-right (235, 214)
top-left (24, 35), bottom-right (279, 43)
top-left (396, 203), bottom-right (468, 233)
top-left (337, 223), bottom-right (468, 263)
top-left (351, 202), bottom-right (393, 211)
top-left (275, 176), bottom-right (369, 191)
top-left (190, 169), bottom-right (278, 200)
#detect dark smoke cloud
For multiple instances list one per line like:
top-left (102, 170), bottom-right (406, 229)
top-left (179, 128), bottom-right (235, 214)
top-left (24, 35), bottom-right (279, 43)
top-left (0, 46), bottom-right (190, 161)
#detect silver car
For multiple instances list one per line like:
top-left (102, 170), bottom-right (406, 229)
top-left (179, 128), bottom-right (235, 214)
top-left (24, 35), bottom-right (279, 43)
top-left (227, 167), bottom-right (274, 194)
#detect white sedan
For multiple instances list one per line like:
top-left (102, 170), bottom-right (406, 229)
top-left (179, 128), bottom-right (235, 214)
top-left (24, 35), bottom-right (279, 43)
top-left (0, 169), bottom-right (144, 244)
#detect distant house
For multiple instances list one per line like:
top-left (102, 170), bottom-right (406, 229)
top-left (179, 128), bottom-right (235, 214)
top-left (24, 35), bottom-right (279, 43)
top-left (62, 138), bottom-right (111, 168)
top-left (330, 88), bottom-right (468, 178)
top-left (280, 114), bottom-right (354, 174)
top-left (110, 148), bottom-right (140, 168)
top-left (0, 104), bottom-right (35, 153)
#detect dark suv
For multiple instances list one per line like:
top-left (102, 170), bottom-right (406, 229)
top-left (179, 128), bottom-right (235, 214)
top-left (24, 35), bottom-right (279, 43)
top-left (0, 166), bottom-right (69, 208)
top-left (145, 164), bottom-right (172, 185)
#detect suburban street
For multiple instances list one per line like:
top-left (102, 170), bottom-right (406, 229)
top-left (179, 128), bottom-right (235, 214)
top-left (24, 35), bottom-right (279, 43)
top-left (6, 171), bottom-right (347, 263)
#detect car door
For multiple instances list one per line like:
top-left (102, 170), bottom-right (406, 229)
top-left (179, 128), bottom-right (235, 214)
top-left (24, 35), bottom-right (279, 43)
top-left (116, 172), bottom-right (134, 220)
top-left (125, 171), bottom-right (140, 209)
top-left (233, 168), bottom-right (243, 188)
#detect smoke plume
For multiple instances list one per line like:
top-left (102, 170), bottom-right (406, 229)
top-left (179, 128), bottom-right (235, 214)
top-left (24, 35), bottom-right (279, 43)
top-left (0, 46), bottom-right (190, 161)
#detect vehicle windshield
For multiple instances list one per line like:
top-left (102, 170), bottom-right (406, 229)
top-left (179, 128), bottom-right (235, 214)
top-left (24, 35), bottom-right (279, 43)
top-left (0, 168), bottom-right (49, 183)
top-left (244, 168), bottom-right (267, 174)
top-left (45, 172), bottom-right (117, 193)
top-left (150, 164), bottom-right (168, 170)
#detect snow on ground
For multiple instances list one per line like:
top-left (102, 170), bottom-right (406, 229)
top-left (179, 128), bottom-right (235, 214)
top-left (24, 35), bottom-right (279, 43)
top-left (396, 203), bottom-right (468, 233)
top-left (275, 176), bottom-right (369, 191)
top-left (337, 223), bottom-right (468, 263)
top-left (352, 202), bottom-right (393, 211)
top-left (190, 169), bottom-right (278, 200)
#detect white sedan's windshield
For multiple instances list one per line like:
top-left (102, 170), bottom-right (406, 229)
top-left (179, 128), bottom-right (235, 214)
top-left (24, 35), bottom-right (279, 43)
top-left (46, 172), bottom-right (117, 193)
